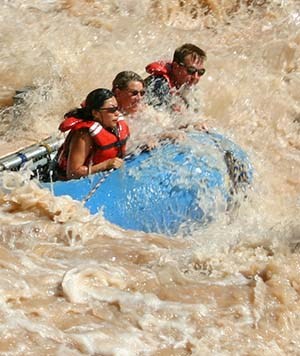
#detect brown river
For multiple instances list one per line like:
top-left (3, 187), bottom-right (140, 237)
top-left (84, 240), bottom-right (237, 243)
top-left (0, 0), bottom-right (299, 355)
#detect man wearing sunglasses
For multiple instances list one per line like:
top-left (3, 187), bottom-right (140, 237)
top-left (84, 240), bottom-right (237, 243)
top-left (144, 43), bottom-right (206, 112)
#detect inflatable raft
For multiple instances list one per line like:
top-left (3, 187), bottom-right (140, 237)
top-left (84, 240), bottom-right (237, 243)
top-left (43, 131), bottom-right (252, 235)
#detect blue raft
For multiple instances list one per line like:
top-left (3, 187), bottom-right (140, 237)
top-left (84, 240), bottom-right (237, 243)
top-left (44, 132), bottom-right (252, 235)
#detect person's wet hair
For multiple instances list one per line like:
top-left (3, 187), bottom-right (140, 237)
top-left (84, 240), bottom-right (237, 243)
top-left (173, 43), bottom-right (207, 64)
top-left (112, 71), bottom-right (144, 92)
top-left (65, 88), bottom-right (114, 121)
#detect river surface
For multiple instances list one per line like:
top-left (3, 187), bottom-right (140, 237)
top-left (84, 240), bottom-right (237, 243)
top-left (0, 1), bottom-right (299, 355)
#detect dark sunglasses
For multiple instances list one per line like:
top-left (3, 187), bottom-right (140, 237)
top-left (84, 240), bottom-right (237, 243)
top-left (128, 89), bottom-right (145, 97)
top-left (98, 106), bottom-right (119, 113)
top-left (179, 63), bottom-right (206, 76)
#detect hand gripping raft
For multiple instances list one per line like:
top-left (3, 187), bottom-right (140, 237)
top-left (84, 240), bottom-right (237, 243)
top-left (44, 131), bottom-right (252, 235)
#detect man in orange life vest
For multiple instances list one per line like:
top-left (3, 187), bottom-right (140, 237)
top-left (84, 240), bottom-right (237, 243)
top-left (144, 43), bottom-right (206, 112)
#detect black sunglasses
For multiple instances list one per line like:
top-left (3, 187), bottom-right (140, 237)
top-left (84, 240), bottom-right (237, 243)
top-left (179, 63), bottom-right (206, 76)
top-left (127, 89), bottom-right (145, 97)
top-left (98, 106), bottom-right (119, 113)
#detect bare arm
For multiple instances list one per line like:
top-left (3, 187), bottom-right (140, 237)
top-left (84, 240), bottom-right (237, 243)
top-left (66, 129), bottom-right (92, 179)
top-left (66, 130), bottom-right (124, 179)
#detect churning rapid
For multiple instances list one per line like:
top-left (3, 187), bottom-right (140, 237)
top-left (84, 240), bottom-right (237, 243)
top-left (0, 0), bottom-right (299, 355)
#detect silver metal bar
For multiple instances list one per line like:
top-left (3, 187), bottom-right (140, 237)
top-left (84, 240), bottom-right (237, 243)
top-left (0, 137), bottom-right (63, 171)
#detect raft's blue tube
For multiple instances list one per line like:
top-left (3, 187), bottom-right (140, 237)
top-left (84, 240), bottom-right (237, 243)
top-left (44, 132), bottom-right (252, 235)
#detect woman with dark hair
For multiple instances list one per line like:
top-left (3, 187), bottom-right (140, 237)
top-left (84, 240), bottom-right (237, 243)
top-left (55, 88), bottom-right (129, 180)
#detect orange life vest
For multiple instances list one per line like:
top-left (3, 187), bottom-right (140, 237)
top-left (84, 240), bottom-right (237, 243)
top-left (145, 61), bottom-right (177, 89)
top-left (57, 116), bottom-right (130, 174)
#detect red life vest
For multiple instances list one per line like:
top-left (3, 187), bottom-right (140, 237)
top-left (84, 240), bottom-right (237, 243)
top-left (57, 116), bottom-right (130, 174)
top-left (145, 61), bottom-right (176, 89)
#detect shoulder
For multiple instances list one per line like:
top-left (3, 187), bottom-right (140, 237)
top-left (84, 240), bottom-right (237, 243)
top-left (145, 75), bottom-right (169, 88)
top-left (117, 113), bottom-right (126, 121)
top-left (145, 76), bottom-right (170, 98)
top-left (118, 116), bottom-right (130, 134)
top-left (71, 128), bottom-right (92, 142)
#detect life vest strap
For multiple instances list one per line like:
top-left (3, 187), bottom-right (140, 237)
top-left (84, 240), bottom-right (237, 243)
top-left (96, 137), bottom-right (129, 151)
